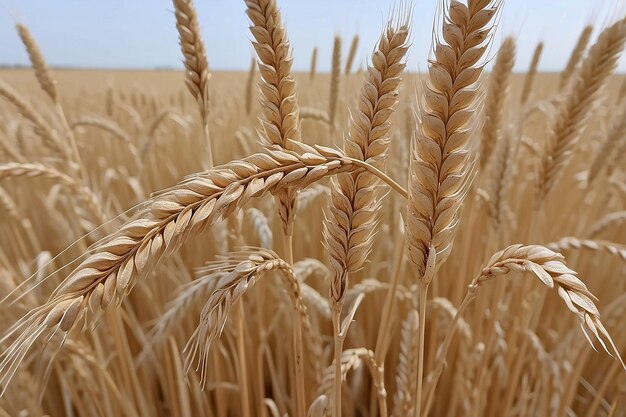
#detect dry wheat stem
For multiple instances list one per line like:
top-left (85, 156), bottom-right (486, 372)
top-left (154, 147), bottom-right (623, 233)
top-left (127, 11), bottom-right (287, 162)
top-left (325, 24), bottom-right (410, 415)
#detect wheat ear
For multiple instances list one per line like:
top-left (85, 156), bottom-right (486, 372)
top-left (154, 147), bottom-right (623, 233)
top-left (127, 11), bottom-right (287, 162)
top-left (391, 310), bottom-right (419, 417)
top-left (487, 128), bottom-right (518, 229)
top-left (185, 250), bottom-right (314, 384)
top-left (325, 20), bottom-right (409, 306)
top-left (546, 237), bottom-right (626, 262)
top-left (0, 162), bottom-right (105, 224)
top-left (245, 57), bottom-right (257, 115)
top-left (560, 25), bottom-right (593, 90)
top-left (520, 41), bottom-right (543, 106)
top-left (0, 81), bottom-right (65, 156)
top-left (536, 19), bottom-right (626, 204)
top-left (588, 210), bottom-right (626, 238)
top-left (407, 0), bottom-right (500, 280)
top-left (480, 37), bottom-right (515, 168)
top-left (15, 24), bottom-right (58, 103)
top-left (72, 116), bottom-right (141, 169)
top-left (329, 35), bottom-right (342, 130)
top-left (310, 47), bottom-right (318, 81)
top-left (344, 35), bottom-right (359, 75)
top-left (172, 0), bottom-right (213, 166)
top-left (587, 103), bottom-right (626, 185)
top-left (245, 0), bottom-right (302, 239)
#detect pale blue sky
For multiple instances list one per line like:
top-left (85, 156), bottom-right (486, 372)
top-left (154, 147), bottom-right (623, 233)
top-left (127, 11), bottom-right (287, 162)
top-left (0, 0), bottom-right (624, 72)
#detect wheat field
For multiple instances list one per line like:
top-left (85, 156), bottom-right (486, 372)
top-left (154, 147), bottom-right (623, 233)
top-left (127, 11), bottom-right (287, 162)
top-left (0, 1), bottom-right (625, 416)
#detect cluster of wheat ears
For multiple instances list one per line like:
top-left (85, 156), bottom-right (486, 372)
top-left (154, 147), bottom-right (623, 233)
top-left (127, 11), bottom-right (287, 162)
top-left (0, 0), bottom-right (625, 416)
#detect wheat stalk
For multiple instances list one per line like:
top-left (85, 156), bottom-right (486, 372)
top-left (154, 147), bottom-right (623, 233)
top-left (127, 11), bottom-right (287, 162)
top-left (0, 162), bottom-right (105, 224)
top-left (422, 244), bottom-right (624, 416)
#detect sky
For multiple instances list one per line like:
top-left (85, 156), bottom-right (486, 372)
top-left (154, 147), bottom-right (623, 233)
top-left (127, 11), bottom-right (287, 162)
top-left (0, 0), bottom-right (624, 73)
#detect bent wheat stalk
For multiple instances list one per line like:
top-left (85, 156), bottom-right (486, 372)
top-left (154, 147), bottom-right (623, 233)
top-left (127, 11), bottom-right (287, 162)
top-left (422, 244), bottom-right (623, 416)
top-left (0, 144), bottom-right (404, 396)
